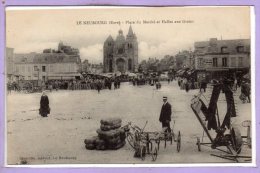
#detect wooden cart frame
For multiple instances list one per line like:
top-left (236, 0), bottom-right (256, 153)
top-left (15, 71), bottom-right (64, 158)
top-left (123, 121), bottom-right (181, 161)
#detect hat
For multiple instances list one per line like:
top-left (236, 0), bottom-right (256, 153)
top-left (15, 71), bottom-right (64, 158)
top-left (163, 96), bottom-right (167, 99)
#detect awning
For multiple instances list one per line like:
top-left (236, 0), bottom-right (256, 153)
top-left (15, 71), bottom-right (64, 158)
top-left (48, 72), bottom-right (82, 77)
top-left (186, 69), bottom-right (196, 75)
top-left (205, 69), bottom-right (229, 72)
top-left (128, 73), bottom-right (137, 77)
top-left (48, 76), bottom-right (75, 80)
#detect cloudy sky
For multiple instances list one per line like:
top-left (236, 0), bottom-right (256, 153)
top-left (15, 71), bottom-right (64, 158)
top-left (6, 6), bottom-right (251, 63)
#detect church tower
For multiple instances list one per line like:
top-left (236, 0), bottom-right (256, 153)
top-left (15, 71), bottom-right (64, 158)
top-left (103, 26), bottom-right (138, 73)
top-left (103, 35), bottom-right (114, 73)
top-left (126, 26), bottom-right (138, 72)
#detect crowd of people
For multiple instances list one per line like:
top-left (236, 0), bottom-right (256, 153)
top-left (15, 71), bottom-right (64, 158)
top-left (7, 71), bottom-right (251, 104)
top-left (176, 74), bottom-right (251, 104)
top-left (7, 75), bottom-right (124, 94)
top-left (177, 77), bottom-right (201, 92)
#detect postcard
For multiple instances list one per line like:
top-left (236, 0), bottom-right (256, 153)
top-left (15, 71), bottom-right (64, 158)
top-left (5, 6), bottom-right (254, 165)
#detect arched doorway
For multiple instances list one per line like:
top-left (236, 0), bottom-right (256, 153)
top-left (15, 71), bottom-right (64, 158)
top-left (116, 58), bottom-right (126, 73)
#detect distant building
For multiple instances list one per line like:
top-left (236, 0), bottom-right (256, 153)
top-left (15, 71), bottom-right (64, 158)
top-left (6, 47), bottom-right (15, 81)
top-left (89, 63), bottom-right (103, 74)
top-left (157, 55), bottom-right (175, 72)
top-left (81, 59), bottom-right (90, 73)
top-left (6, 47), bottom-right (14, 76)
top-left (5, 47), bottom-right (23, 82)
top-left (14, 42), bottom-right (82, 81)
top-left (103, 26), bottom-right (138, 73)
top-left (175, 50), bottom-right (194, 70)
top-left (194, 38), bottom-right (250, 81)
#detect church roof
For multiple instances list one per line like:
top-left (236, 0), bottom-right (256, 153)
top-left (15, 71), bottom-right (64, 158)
top-left (115, 30), bottom-right (125, 43)
top-left (105, 35), bottom-right (114, 42)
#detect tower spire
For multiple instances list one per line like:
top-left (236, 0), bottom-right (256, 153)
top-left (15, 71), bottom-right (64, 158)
top-left (127, 25), bottom-right (134, 36)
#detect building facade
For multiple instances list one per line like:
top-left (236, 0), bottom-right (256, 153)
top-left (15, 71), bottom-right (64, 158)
top-left (14, 42), bottom-right (82, 81)
top-left (6, 47), bottom-right (15, 81)
top-left (194, 38), bottom-right (250, 81)
top-left (103, 26), bottom-right (138, 73)
top-left (175, 50), bottom-right (195, 70)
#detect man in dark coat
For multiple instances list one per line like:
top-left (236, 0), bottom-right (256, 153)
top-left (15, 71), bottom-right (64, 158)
top-left (39, 91), bottom-right (50, 117)
top-left (159, 96), bottom-right (172, 132)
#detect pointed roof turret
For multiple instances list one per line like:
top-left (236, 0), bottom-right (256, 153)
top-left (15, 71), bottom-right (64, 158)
top-left (127, 25), bottom-right (134, 36)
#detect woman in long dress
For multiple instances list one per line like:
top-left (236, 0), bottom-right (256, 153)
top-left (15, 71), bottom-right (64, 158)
top-left (39, 91), bottom-right (50, 117)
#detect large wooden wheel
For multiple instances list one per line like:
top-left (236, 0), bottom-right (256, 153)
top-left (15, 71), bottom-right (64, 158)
top-left (230, 127), bottom-right (242, 154)
top-left (151, 147), bottom-right (158, 161)
top-left (126, 133), bottom-right (135, 149)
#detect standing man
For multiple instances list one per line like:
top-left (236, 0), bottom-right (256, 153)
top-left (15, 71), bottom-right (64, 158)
top-left (159, 96), bottom-right (172, 133)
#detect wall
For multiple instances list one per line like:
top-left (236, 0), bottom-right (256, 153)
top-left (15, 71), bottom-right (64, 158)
top-left (14, 62), bottom-right (79, 80)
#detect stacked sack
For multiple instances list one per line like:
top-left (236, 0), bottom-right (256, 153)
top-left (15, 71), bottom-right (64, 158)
top-left (84, 118), bottom-right (126, 150)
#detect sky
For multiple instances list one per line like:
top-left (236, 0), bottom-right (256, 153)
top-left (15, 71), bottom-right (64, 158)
top-left (6, 6), bottom-right (251, 63)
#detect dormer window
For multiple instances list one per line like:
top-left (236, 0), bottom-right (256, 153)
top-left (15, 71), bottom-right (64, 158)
top-left (236, 46), bottom-right (244, 53)
top-left (221, 46), bottom-right (228, 53)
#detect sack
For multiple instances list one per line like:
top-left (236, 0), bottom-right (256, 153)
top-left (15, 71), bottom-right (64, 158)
top-left (84, 136), bottom-right (99, 145)
top-left (95, 138), bottom-right (106, 150)
top-left (100, 118), bottom-right (122, 126)
top-left (85, 143), bottom-right (95, 150)
top-left (96, 144), bottom-right (106, 150)
top-left (96, 128), bottom-right (121, 139)
top-left (106, 136), bottom-right (121, 145)
top-left (107, 141), bottom-right (126, 150)
top-left (100, 122), bottom-right (121, 131)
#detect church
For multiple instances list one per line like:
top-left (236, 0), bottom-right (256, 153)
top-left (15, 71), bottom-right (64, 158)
top-left (103, 26), bottom-right (138, 73)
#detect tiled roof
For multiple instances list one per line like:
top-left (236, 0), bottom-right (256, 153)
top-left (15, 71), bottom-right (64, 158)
top-left (14, 52), bottom-right (80, 64)
top-left (194, 38), bottom-right (250, 54)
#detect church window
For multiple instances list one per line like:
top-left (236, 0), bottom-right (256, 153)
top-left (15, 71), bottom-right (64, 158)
top-left (128, 43), bottom-right (132, 48)
top-left (118, 48), bottom-right (124, 54)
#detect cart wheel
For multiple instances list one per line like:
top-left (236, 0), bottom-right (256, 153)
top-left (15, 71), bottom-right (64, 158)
top-left (140, 146), bottom-right (146, 161)
top-left (149, 141), bottom-right (153, 153)
top-left (231, 127), bottom-right (242, 154)
top-left (156, 140), bottom-right (160, 151)
top-left (126, 133), bottom-right (136, 149)
top-left (177, 131), bottom-right (181, 152)
top-left (146, 141), bottom-right (152, 153)
top-left (152, 147), bottom-right (158, 161)
top-left (197, 137), bottom-right (201, 152)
